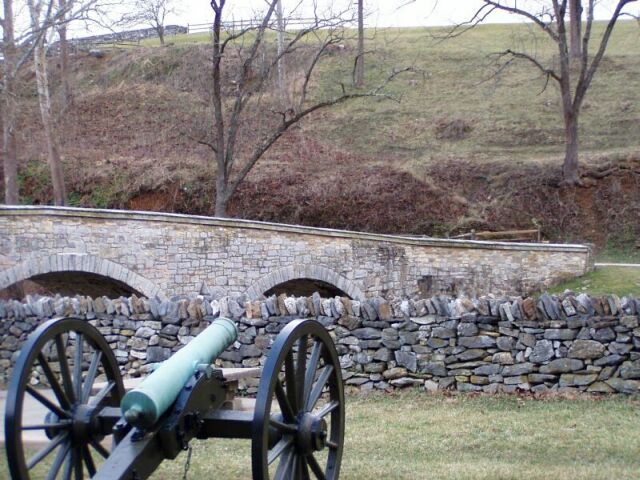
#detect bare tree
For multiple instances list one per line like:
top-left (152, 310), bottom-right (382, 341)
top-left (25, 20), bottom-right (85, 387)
top-left (205, 0), bottom-right (406, 217)
top-left (1, 0), bottom-right (19, 204)
top-left (354, 0), bottom-right (364, 87)
top-left (2, 0), bottom-right (108, 205)
top-left (127, 0), bottom-right (178, 45)
top-left (27, 0), bottom-right (67, 205)
top-left (274, 0), bottom-right (289, 108)
top-left (58, 0), bottom-right (72, 109)
top-left (455, 0), bottom-right (637, 185)
top-left (569, 0), bottom-right (582, 60)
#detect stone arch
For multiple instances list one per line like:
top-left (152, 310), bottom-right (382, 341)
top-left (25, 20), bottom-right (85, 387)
top-left (0, 254), bottom-right (164, 299)
top-left (245, 265), bottom-right (365, 301)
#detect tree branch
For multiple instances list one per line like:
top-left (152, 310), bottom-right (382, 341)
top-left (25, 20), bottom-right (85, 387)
top-left (496, 49), bottom-right (560, 83)
top-left (226, 68), bottom-right (414, 199)
top-left (481, 1), bottom-right (560, 42)
top-left (575, 0), bottom-right (638, 108)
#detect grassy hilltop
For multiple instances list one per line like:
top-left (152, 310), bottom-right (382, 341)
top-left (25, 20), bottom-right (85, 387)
top-left (9, 21), bottom-right (640, 249)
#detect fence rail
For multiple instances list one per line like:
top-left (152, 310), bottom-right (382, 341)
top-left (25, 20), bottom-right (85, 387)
top-left (187, 17), bottom-right (336, 35)
top-left (452, 229), bottom-right (542, 243)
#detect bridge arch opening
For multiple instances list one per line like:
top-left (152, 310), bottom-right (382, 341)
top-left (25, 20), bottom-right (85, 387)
top-left (0, 272), bottom-right (145, 300)
top-left (245, 265), bottom-right (365, 301)
top-left (265, 278), bottom-right (348, 298)
top-left (0, 254), bottom-right (164, 300)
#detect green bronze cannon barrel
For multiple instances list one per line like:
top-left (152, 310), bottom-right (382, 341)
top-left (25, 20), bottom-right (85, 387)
top-left (120, 317), bottom-right (238, 428)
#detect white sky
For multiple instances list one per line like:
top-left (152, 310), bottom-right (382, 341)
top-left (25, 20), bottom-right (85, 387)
top-left (167, 0), bottom-right (634, 29)
top-left (7, 0), bottom-right (634, 39)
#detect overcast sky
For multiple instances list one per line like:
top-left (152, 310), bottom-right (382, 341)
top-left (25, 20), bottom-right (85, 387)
top-left (167, 0), bottom-right (633, 29)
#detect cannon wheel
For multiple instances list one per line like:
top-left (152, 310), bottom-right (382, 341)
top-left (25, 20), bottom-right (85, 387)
top-left (252, 319), bottom-right (345, 480)
top-left (5, 317), bottom-right (125, 479)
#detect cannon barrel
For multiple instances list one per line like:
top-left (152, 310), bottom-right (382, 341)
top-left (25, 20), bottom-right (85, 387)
top-left (120, 317), bottom-right (238, 428)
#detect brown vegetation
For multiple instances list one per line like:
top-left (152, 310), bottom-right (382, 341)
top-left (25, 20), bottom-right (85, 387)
top-left (2, 41), bottom-right (639, 247)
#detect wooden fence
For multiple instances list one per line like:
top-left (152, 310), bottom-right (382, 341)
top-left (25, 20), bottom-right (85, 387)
top-left (187, 17), bottom-right (325, 35)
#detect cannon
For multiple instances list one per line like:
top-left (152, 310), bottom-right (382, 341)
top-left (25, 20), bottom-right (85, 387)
top-left (4, 316), bottom-right (344, 479)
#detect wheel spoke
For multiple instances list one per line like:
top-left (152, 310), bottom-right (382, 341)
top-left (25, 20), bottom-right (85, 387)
top-left (73, 333), bottom-right (84, 403)
top-left (269, 417), bottom-right (298, 434)
top-left (300, 454), bottom-right (311, 480)
top-left (81, 350), bottom-right (102, 403)
top-left (62, 446), bottom-right (73, 480)
top-left (22, 421), bottom-right (71, 430)
top-left (26, 385), bottom-right (70, 419)
top-left (45, 439), bottom-right (71, 480)
top-left (90, 380), bottom-right (115, 407)
top-left (37, 353), bottom-right (72, 411)
top-left (307, 453), bottom-right (327, 480)
top-left (90, 439), bottom-right (110, 459)
top-left (82, 445), bottom-right (97, 476)
top-left (27, 432), bottom-right (68, 470)
top-left (326, 439), bottom-right (339, 450)
top-left (284, 351), bottom-right (298, 413)
top-left (316, 400), bottom-right (339, 419)
top-left (273, 446), bottom-right (295, 480)
top-left (55, 335), bottom-right (76, 405)
top-left (296, 335), bottom-right (308, 410)
top-left (306, 365), bottom-right (334, 411)
top-left (268, 436), bottom-right (294, 465)
top-left (274, 379), bottom-right (296, 422)
top-left (73, 447), bottom-right (83, 480)
top-left (303, 342), bottom-right (323, 407)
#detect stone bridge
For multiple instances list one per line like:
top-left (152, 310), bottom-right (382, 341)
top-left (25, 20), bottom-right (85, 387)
top-left (0, 206), bottom-right (592, 301)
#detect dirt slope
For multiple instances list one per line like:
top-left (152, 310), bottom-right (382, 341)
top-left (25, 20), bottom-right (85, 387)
top-left (4, 39), bottom-right (640, 248)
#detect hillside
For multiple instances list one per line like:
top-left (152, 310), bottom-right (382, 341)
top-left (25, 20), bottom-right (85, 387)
top-left (5, 22), bottom-right (640, 251)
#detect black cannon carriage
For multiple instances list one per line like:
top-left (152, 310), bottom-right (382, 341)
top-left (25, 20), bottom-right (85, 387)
top-left (4, 316), bottom-right (345, 479)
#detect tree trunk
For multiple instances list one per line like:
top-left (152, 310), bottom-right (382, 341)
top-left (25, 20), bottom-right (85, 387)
top-left (2, 0), bottom-right (19, 205)
top-left (214, 171), bottom-right (228, 217)
top-left (212, 2), bottom-right (227, 217)
top-left (158, 25), bottom-right (165, 45)
top-left (2, 91), bottom-right (19, 205)
top-left (562, 111), bottom-right (581, 185)
top-left (355, 0), bottom-right (364, 87)
top-left (569, 0), bottom-right (582, 60)
top-left (58, 0), bottom-right (71, 109)
top-left (33, 37), bottom-right (67, 205)
top-left (275, 0), bottom-right (288, 107)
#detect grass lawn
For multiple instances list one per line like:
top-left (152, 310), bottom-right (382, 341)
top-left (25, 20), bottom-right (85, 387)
top-left (4, 392), bottom-right (638, 479)
top-left (549, 266), bottom-right (640, 297)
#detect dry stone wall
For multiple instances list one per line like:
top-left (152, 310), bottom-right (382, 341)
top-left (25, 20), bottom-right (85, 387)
top-left (2, 292), bottom-right (639, 395)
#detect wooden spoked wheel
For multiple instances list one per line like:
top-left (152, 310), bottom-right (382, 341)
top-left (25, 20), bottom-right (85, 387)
top-left (251, 319), bottom-right (345, 480)
top-left (5, 317), bottom-right (125, 479)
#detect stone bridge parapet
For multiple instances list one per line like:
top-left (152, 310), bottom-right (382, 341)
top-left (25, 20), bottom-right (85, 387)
top-left (0, 206), bottom-right (592, 300)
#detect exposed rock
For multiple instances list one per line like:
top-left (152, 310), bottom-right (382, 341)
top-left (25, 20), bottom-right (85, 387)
top-left (394, 351), bottom-right (417, 373)
top-left (539, 358), bottom-right (584, 374)
top-left (568, 340), bottom-right (606, 359)
top-left (529, 340), bottom-right (554, 364)
top-left (459, 336), bottom-right (495, 349)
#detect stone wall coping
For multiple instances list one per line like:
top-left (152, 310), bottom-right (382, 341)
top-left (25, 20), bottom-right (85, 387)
top-left (0, 206), bottom-right (591, 254)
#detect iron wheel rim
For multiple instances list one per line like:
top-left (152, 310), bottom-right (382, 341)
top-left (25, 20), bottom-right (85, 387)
top-left (252, 319), bottom-right (345, 480)
top-left (5, 317), bottom-right (124, 480)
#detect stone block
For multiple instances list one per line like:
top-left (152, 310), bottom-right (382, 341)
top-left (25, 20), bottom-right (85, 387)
top-left (568, 340), bottom-right (605, 359)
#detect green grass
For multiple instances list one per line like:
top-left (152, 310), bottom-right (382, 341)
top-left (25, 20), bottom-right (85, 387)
top-left (597, 235), bottom-right (640, 263)
top-left (307, 21), bottom-right (640, 169)
top-left (115, 20), bottom-right (640, 173)
top-left (550, 266), bottom-right (640, 297)
top-left (3, 392), bottom-right (639, 479)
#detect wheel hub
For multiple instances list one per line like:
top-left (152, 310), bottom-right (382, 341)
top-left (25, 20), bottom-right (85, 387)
top-left (44, 411), bottom-right (62, 440)
top-left (297, 413), bottom-right (328, 454)
top-left (71, 404), bottom-right (101, 443)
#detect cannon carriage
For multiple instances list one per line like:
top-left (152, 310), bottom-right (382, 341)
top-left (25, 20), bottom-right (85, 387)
top-left (4, 316), bottom-right (344, 479)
